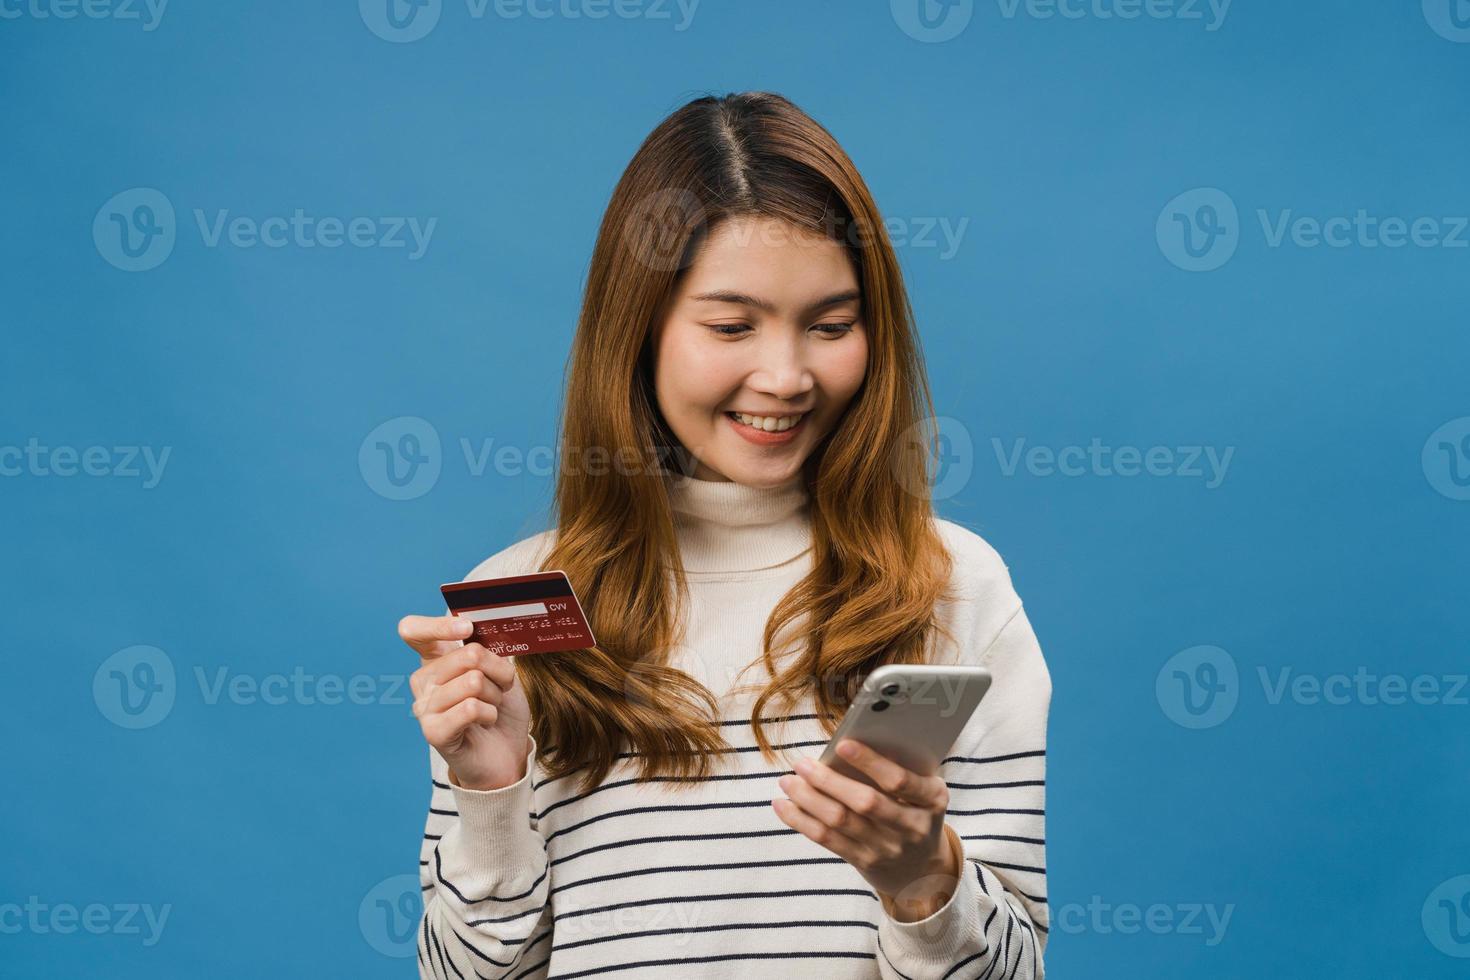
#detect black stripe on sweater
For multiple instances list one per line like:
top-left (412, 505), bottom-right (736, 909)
top-left (552, 918), bottom-right (876, 955)
top-left (551, 827), bottom-right (799, 868)
top-left (553, 887), bottom-right (878, 923)
top-left (551, 949), bottom-right (878, 979)
top-left (549, 856), bottom-right (845, 898)
top-left (434, 846), bottom-right (549, 906)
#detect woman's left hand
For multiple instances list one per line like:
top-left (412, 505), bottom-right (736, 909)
top-left (772, 737), bottom-right (962, 918)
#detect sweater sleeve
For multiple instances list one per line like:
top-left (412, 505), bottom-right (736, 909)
top-left (874, 605), bottom-right (1052, 979)
top-left (417, 735), bottom-right (553, 980)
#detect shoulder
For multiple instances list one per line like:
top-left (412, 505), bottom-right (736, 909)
top-left (461, 527), bottom-right (560, 583)
top-left (928, 517), bottom-right (1032, 664)
top-left (932, 516), bottom-right (1021, 610)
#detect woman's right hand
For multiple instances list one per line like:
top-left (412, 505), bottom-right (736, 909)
top-left (400, 614), bottom-right (533, 791)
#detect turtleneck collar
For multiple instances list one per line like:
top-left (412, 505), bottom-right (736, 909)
top-left (666, 471), bottom-right (813, 574)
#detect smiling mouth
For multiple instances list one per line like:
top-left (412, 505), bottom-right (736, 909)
top-left (724, 410), bottom-right (809, 433)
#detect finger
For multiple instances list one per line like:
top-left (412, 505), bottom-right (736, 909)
top-left (411, 644), bottom-right (515, 701)
top-left (414, 661), bottom-right (505, 718)
top-left (779, 771), bottom-right (882, 841)
top-left (795, 757), bottom-right (907, 826)
top-left (772, 796), bottom-right (870, 865)
top-left (416, 659), bottom-right (505, 725)
top-left (398, 614), bottom-right (474, 657)
top-left (835, 739), bottom-right (945, 807)
top-left (421, 697), bottom-right (498, 748)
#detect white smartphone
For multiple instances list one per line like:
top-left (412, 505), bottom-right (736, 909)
top-left (817, 664), bottom-right (993, 788)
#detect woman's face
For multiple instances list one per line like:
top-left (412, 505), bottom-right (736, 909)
top-left (650, 215), bottom-right (869, 486)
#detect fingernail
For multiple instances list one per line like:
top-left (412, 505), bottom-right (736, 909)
top-left (778, 775), bottom-right (793, 791)
top-left (837, 740), bottom-right (858, 758)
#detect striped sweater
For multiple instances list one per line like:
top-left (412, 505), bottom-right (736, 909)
top-left (417, 474), bottom-right (1051, 979)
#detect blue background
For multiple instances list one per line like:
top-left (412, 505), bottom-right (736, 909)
top-left (3, 0), bottom-right (1468, 975)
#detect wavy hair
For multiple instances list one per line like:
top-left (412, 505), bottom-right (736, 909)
top-left (517, 91), bottom-right (959, 794)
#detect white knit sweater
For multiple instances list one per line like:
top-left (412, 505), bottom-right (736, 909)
top-left (417, 474), bottom-right (1051, 979)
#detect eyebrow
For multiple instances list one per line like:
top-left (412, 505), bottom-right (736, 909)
top-left (688, 288), bottom-right (861, 315)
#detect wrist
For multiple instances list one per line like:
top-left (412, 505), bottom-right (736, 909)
top-left (879, 824), bottom-right (965, 922)
top-left (448, 752), bottom-right (529, 792)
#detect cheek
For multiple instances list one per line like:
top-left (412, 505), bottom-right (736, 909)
top-left (657, 332), bottom-right (739, 412)
top-left (820, 338), bottom-right (869, 401)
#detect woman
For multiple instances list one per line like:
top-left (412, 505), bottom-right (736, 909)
top-left (399, 91), bottom-right (1051, 979)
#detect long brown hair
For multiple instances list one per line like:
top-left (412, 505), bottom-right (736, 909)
top-left (519, 91), bottom-right (959, 794)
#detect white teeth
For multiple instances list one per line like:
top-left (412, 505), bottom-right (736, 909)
top-left (732, 412), bottom-right (804, 432)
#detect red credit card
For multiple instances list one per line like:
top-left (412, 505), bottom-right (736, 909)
top-left (440, 570), bottom-right (596, 657)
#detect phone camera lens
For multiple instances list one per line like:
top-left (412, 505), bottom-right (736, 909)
top-left (872, 700), bottom-right (890, 712)
top-left (880, 683), bottom-right (900, 697)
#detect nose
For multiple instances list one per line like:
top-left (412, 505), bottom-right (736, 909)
top-left (747, 330), bottom-right (815, 402)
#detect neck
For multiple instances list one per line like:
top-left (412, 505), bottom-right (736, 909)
top-left (666, 471), bottom-right (813, 574)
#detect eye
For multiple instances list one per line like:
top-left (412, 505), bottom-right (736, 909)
top-left (707, 323), bottom-right (751, 337)
top-left (813, 322), bottom-right (856, 337)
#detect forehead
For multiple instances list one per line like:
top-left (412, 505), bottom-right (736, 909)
top-left (677, 215), bottom-right (859, 300)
